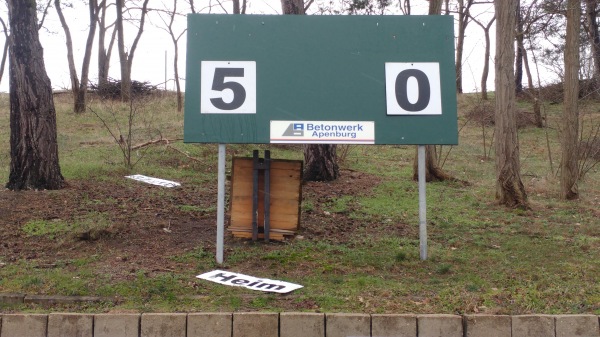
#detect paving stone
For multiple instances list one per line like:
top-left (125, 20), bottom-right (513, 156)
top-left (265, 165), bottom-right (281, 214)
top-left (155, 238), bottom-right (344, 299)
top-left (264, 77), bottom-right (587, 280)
top-left (371, 314), bottom-right (417, 337)
top-left (280, 312), bottom-right (325, 337)
top-left (326, 313), bottom-right (371, 337)
top-left (0, 314), bottom-right (48, 337)
top-left (233, 312), bottom-right (278, 337)
top-left (141, 313), bottom-right (187, 337)
top-left (555, 315), bottom-right (600, 337)
top-left (464, 315), bottom-right (511, 337)
top-left (94, 313), bottom-right (140, 337)
top-left (48, 313), bottom-right (93, 337)
top-left (512, 315), bottom-right (555, 337)
top-left (417, 314), bottom-right (463, 337)
top-left (0, 293), bottom-right (24, 304)
top-left (188, 312), bottom-right (232, 337)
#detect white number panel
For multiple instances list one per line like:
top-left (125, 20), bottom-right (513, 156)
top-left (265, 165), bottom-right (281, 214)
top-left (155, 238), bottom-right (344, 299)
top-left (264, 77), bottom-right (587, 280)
top-left (385, 62), bottom-right (442, 115)
top-left (200, 61), bottom-right (256, 114)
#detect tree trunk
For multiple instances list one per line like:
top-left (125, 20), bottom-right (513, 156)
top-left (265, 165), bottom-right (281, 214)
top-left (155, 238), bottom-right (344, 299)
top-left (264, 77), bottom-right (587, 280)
top-left (521, 43), bottom-right (543, 128)
top-left (515, 2), bottom-right (523, 94)
top-left (97, 0), bottom-right (115, 90)
top-left (0, 18), bottom-right (9, 84)
top-left (75, 0), bottom-right (98, 113)
top-left (455, 0), bottom-right (473, 94)
top-left (165, 0), bottom-right (183, 112)
top-left (303, 144), bottom-right (339, 181)
top-left (561, 0), bottom-right (580, 200)
top-left (429, 0), bottom-right (442, 14)
top-left (281, 0), bottom-right (304, 14)
top-left (116, 0), bottom-right (149, 101)
top-left (116, 0), bottom-right (130, 101)
top-left (494, 0), bottom-right (528, 208)
top-left (411, 146), bottom-right (456, 182)
top-left (125, 0), bottom-right (149, 83)
top-left (586, 0), bottom-right (600, 83)
top-left (6, 0), bottom-right (64, 190)
top-left (54, 0), bottom-right (80, 105)
top-left (472, 15), bottom-right (495, 100)
top-left (55, 0), bottom-right (97, 113)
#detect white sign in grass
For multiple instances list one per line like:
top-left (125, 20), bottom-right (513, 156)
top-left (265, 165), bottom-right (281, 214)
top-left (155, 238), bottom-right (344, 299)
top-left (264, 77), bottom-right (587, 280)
top-left (197, 270), bottom-right (303, 294)
top-left (125, 175), bottom-right (181, 188)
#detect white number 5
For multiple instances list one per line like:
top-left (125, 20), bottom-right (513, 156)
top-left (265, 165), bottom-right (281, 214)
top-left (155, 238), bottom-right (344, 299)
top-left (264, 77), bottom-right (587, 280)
top-left (201, 61), bottom-right (257, 114)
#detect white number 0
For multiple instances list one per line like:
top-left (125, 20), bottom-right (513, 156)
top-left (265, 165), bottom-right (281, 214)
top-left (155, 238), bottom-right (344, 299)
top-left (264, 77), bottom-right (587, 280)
top-left (385, 62), bottom-right (442, 115)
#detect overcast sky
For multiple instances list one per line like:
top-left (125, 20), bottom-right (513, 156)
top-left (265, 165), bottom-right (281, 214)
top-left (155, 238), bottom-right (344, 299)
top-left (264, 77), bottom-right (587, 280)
top-left (0, 1), bottom-right (500, 94)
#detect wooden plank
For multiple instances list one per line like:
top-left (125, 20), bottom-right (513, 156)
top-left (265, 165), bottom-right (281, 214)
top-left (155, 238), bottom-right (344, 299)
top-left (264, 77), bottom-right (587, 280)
top-left (230, 212), bottom-right (298, 229)
top-left (230, 208), bottom-right (300, 222)
top-left (228, 227), bottom-right (296, 235)
top-left (231, 232), bottom-right (285, 241)
top-left (230, 216), bottom-right (299, 230)
top-left (230, 197), bottom-right (300, 215)
top-left (233, 167), bottom-right (302, 181)
top-left (233, 158), bottom-right (302, 171)
top-left (232, 180), bottom-right (300, 200)
top-left (230, 156), bottom-right (303, 235)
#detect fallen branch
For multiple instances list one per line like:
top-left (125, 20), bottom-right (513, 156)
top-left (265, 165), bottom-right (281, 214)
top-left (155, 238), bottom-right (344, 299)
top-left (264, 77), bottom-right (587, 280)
top-left (166, 144), bottom-right (203, 163)
top-left (132, 138), bottom-right (182, 150)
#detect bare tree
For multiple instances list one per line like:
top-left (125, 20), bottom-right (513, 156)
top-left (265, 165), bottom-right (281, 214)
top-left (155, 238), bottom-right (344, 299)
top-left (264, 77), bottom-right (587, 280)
top-left (281, 0), bottom-right (305, 14)
top-left (36, 0), bottom-right (53, 30)
top-left (55, 0), bottom-right (98, 113)
top-left (155, 0), bottom-right (186, 112)
top-left (6, 0), bottom-right (64, 190)
top-left (494, 0), bottom-right (528, 208)
top-left (561, 0), bottom-right (580, 200)
top-left (0, 18), bottom-right (9, 84)
top-left (585, 0), bottom-right (600, 82)
top-left (455, 0), bottom-right (474, 94)
top-left (97, 0), bottom-right (117, 91)
top-left (516, 0), bottom-right (557, 128)
top-left (233, 0), bottom-right (247, 13)
top-left (400, 0), bottom-right (411, 15)
top-left (515, 1), bottom-right (525, 94)
top-left (116, 0), bottom-right (150, 101)
top-left (470, 12), bottom-right (495, 100)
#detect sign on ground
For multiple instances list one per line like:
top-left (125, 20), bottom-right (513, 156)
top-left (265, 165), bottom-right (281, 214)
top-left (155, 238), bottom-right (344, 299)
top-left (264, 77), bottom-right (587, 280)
top-left (197, 270), bottom-right (303, 293)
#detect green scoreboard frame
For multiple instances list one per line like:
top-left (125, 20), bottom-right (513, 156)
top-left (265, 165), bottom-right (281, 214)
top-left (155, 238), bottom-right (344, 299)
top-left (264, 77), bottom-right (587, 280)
top-left (184, 14), bottom-right (458, 145)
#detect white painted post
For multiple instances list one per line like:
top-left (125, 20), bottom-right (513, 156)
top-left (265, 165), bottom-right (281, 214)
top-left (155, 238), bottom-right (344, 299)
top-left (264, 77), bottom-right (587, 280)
top-left (216, 144), bottom-right (226, 264)
top-left (418, 145), bottom-right (427, 260)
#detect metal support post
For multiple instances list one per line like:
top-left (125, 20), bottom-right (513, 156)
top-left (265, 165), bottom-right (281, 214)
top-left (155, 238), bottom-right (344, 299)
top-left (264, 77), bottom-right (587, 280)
top-left (216, 144), bottom-right (226, 264)
top-left (418, 145), bottom-right (428, 261)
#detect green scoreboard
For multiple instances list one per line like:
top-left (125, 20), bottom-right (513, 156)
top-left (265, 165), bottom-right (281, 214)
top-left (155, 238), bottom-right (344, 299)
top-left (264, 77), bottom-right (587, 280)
top-left (184, 14), bottom-right (457, 145)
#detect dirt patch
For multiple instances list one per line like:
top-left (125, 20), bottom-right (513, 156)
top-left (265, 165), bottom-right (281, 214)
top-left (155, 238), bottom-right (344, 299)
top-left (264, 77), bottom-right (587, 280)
top-left (0, 169), bottom-right (388, 282)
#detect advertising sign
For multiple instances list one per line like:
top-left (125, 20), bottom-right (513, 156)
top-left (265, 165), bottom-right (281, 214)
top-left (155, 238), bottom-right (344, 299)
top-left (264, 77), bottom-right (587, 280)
top-left (184, 14), bottom-right (457, 145)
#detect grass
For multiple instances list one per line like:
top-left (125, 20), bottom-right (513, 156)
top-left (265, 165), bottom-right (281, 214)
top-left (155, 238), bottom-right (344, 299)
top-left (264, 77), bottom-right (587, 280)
top-left (21, 212), bottom-right (113, 241)
top-left (0, 92), bottom-right (599, 314)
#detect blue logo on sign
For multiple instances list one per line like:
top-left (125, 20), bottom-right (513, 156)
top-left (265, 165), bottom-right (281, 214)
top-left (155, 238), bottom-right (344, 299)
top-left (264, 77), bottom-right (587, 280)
top-left (283, 123), bottom-right (304, 137)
